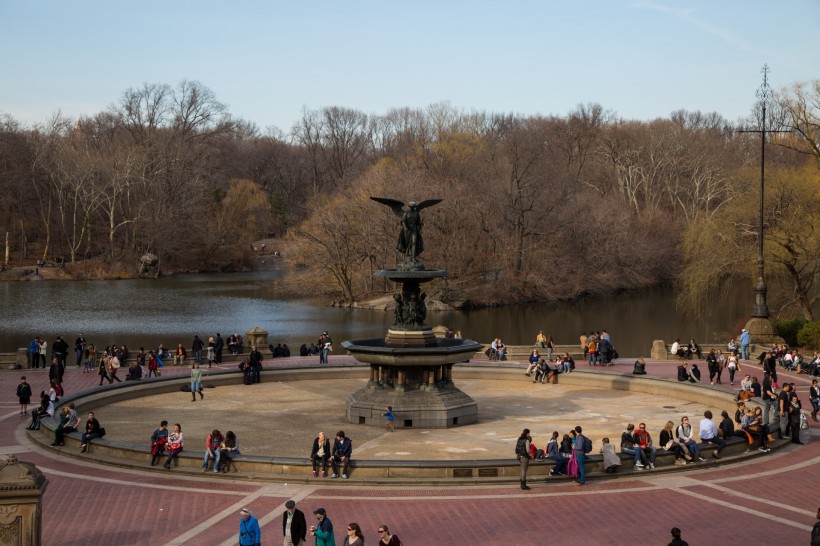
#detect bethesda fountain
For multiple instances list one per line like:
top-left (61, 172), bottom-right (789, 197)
top-left (341, 197), bottom-right (482, 428)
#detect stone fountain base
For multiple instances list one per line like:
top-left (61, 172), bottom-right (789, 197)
top-left (346, 384), bottom-right (477, 428)
top-left (341, 336), bottom-right (482, 428)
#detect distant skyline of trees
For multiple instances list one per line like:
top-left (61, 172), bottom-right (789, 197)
top-left (1, 79), bottom-right (817, 316)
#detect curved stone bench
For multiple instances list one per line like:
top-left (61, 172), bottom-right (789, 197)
top-left (30, 364), bottom-right (782, 484)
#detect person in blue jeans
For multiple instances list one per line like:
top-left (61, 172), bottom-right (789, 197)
top-left (676, 416), bottom-right (704, 461)
top-left (740, 328), bottom-right (751, 361)
top-left (620, 424), bottom-right (649, 469)
top-left (574, 426), bottom-right (588, 485)
top-left (546, 431), bottom-right (569, 476)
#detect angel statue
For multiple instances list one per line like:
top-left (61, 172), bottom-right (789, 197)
top-left (371, 197), bottom-right (442, 265)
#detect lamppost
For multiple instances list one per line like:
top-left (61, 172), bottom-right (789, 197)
top-left (740, 64), bottom-right (785, 345)
top-left (751, 64), bottom-right (772, 319)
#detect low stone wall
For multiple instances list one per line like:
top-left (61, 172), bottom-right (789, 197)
top-left (650, 341), bottom-right (765, 361)
top-left (470, 345), bottom-right (585, 362)
top-left (29, 363), bottom-right (776, 484)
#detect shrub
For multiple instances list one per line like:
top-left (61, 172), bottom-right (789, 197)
top-left (796, 322), bottom-right (820, 351)
top-left (774, 318), bottom-right (808, 347)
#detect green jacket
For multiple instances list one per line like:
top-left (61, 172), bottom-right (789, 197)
top-left (191, 368), bottom-right (202, 382)
top-left (314, 517), bottom-right (335, 546)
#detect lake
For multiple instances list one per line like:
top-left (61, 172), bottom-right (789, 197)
top-left (0, 271), bottom-right (760, 356)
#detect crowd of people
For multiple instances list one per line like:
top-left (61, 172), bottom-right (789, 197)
top-left (147, 420), bottom-right (241, 472)
top-left (239, 501), bottom-right (403, 546)
top-left (515, 401), bottom-right (785, 490)
top-left (581, 330), bottom-right (618, 366)
top-left (524, 349), bottom-right (575, 383)
top-left (670, 331), bottom-right (820, 382)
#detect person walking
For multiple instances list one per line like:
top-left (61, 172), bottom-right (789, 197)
top-left (239, 507), bottom-right (261, 546)
top-left (809, 379), bottom-right (819, 422)
top-left (108, 353), bottom-right (122, 383)
top-left (98, 353), bottom-right (112, 385)
top-left (310, 508), bottom-right (335, 546)
top-left (282, 499), bottom-right (307, 546)
top-left (515, 428), bottom-right (532, 490)
top-left (190, 362), bottom-right (203, 401)
top-left (377, 524), bottom-right (403, 546)
top-left (344, 523), bottom-right (363, 546)
top-left (668, 526), bottom-right (689, 546)
top-left (384, 406), bottom-right (395, 432)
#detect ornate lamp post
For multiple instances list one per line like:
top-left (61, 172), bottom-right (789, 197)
top-left (751, 65), bottom-right (772, 318)
top-left (742, 64), bottom-right (784, 345)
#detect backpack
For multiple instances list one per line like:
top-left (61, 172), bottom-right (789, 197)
top-left (583, 436), bottom-right (592, 454)
top-left (515, 437), bottom-right (528, 457)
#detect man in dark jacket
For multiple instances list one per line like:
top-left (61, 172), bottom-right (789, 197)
top-left (49, 358), bottom-right (65, 385)
top-left (215, 333), bottom-right (224, 364)
top-left (282, 499), bottom-right (307, 546)
top-left (329, 430), bottom-right (352, 479)
top-left (249, 346), bottom-right (263, 384)
top-left (53, 336), bottom-right (69, 366)
top-left (191, 335), bottom-right (204, 365)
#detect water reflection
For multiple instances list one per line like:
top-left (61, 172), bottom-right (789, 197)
top-left (0, 272), bottom-right (763, 356)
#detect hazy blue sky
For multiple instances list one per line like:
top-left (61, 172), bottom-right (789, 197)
top-left (2, 1), bottom-right (818, 132)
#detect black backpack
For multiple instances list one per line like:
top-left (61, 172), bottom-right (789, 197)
top-left (583, 436), bottom-right (593, 454)
top-left (515, 437), bottom-right (528, 457)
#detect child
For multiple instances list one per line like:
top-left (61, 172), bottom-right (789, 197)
top-left (601, 437), bottom-right (621, 473)
top-left (384, 406), bottom-right (395, 432)
top-left (16, 376), bottom-right (32, 416)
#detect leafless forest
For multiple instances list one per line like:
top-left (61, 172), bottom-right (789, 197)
top-left (1, 80), bottom-right (817, 312)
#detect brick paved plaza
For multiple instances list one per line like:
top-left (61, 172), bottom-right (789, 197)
top-left (2, 355), bottom-right (818, 545)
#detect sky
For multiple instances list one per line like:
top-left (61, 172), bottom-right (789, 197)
top-left (1, 1), bottom-right (818, 134)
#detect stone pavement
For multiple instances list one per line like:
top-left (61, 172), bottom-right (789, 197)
top-left (2, 355), bottom-right (818, 545)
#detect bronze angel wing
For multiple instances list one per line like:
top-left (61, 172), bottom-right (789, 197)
top-left (415, 199), bottom-right (442, 211)
top-left (370, 196), bottom-right (406, 218)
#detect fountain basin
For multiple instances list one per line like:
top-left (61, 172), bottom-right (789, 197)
top-left (341, 337), bottom-right (482, 366)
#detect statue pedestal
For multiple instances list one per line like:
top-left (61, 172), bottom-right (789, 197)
top-left (743, 317), bottom-right (784, 346)
top-left (0, 455), bottom-right (48, 546)
top-left (245, 327), bottom-right (269, 351)
top-left (346, 384), bottom-right (478, 428)
top-left (342, 337), bottom-right (482, 428)
top-left (384, 328), bottom-right (437, 348)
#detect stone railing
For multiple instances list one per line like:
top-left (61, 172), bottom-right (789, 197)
top-left (470, 344), bottom-right (586, 362)
top-left (28, 363), bottom-right (777, 485)
top-left (649, 341), bottom-right (766, 361)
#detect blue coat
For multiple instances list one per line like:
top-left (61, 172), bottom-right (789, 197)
top-left (239, 515), bottom-right (261, 545)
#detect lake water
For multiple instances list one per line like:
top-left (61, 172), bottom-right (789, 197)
top-left (0, 271), bottom-right (760, 356)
